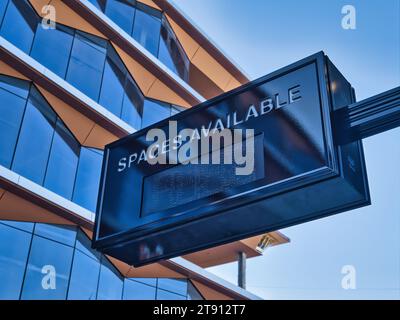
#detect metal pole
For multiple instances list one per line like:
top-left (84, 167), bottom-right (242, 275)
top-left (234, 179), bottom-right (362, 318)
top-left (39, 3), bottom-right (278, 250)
top-left (335, 86), bottom-right (400, 143)
top-left (238, 251), bottom-right (246, 289)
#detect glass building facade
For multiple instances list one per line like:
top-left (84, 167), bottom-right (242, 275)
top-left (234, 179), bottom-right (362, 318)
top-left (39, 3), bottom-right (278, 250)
top-left (0, 220), bottom-right (203, 300)
top-left (0, 0), bottom-right (256, 301)
top-left (87, 0), bottom-right (190, 81)
top-left (0, 0), bottom-right (182, 130)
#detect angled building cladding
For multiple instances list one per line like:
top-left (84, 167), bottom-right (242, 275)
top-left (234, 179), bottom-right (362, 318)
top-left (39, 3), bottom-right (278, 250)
top-left (0, 0), bottom-right (288, 300)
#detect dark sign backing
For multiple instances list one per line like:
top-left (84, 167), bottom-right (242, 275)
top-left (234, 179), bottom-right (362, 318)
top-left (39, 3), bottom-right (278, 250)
top-left (93, 52), bottom-right (370, 267)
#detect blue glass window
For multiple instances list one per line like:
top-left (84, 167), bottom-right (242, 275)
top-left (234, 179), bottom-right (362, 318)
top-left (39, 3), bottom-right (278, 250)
top-left (0, 75), bottom-right (29, 168)
top-left (66, 31), bottom-right (107, 101)
top-left (132, 5), bottom-right (161, 56)
top-left (75, 229), bottom-right (101, 261)
top-left (130, 278), bottom-right (157, 286)
top-left (97, 258), bottom-right (123, 300)
top-left (0, 223), bottom-right (31, 299)
top-left (158, 18), bottom-right (189, 81)
top-left (87, 0), bottom-right (105, 11)
top-left (121, 75), bottom-right (143, 129)
top-left (157, 278), bottom-right (188, 296)
top-left (12, 87), bottom-right (57, 184)
top-left (156, 289), bottom-right (186, 300)
top-left (0, 220), bottom-right (34, 233)
top-left (21, 236), bottom-right (74, 300)
top-left (104, 0), bottom-right (136, 34)
top-left (123, 279), bottom-right (156, 300)
top-left (0, 74), bottom-right (30, 99)
top-left (142, 99), bottom-right (172, 128)
top-left (30, 24), bottom-right (74, 78)
top-left (67, 250), bottom-right (100, 300)
top-left (0, 0), bottom-right (38, 53)
top-left (34, 223), bottom-right (77, 247)
top-left (0, 0), bottom-right (8, 23)
top-left (99, 45), bottom-right (126, 116)
top-left (44, 120), bottom-right (80, 199)
top-left (72, 148), bottom-right (103, 212)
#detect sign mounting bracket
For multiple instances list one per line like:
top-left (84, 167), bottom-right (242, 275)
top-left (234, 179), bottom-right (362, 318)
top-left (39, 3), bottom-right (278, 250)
top-left (335, 86), bottom-right (400, 143)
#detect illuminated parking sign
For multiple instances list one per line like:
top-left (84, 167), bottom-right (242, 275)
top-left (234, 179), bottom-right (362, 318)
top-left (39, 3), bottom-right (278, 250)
top-left (92, 52), bottom-right (370, 267)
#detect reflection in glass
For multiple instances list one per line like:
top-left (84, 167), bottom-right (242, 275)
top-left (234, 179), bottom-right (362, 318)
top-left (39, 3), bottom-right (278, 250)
top-left (0, 0), bottom-right (8, 22)
top-left (121, 75), bottom-right (143, 129)
top-left (67, 250), bottom-right (100, 300)
top-left (30, 24), bottom-right (74, 78)
top-left (66, 32), bottom-right (107, 101)
top-left (104, 0), bottom-right (136, 34)
top-left (156, 289), bottom-right (187, 300)
top-left (123, 279), bottom-right (156, 300)
top-left (0, 0), bottom-right (38, 53)
top-left (34, 223), bottom-right (77, 247)
top-left (12, 88), bottom-right (57, 184)
top-left (73, 148), bottom-right (104, 212)
top-left (142, 99), bottom-right (172, 128)
top-left (0, 76), bottom-right (29, 168)
top-left (75, 229), bottom-right (101, 261)
top-left (99, 45), bottom-right (127, 117)
top-left (97, 258), bottom-right (123, 300)
top-left (0, 224), bottom-right (31, 299)
top-left (44, 120), bottom-right (80, 200)
top-left (21, 236), bottom-right (74, 300)
top-left (130, 278), bottom-right (157, 286)
top-left (157, 278), bottom-right (188, 296)
top-left (132, 5), bottom-right (161, 56)
top-left (0, 220), bottom-right (34, 233)
top-left (158, 18), bottom-right (189, 81)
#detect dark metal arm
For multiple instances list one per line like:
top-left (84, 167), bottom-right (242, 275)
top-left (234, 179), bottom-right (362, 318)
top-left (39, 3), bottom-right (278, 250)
top-left (335, 86), bottom-right (400, 143)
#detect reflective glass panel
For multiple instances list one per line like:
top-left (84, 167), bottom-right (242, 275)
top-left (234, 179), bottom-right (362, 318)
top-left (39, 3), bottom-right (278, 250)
top-left (157, 278), bottom-right (187, 296)
top-left (75, 229), bottom-right (101, 261)
top-left (34, 223), bottom-right (77, 247)
top-left (0, 0), bottom-right (8, 23)
top-left (121, 75), bottom-right (143, 129)
top-left (44, 120), bottom-right (80, 200)
top-left (72, 148), bottom-right (103, 212)
top-left (30, 24), bottom-right (74, 78)
top-left (12, 88), bottom-right (57, 184)
top-left (156, 289), bottom-right (186, 300)
top-left (67, 250), bottom-right (100, 300)
top-left (141, 99), bottom-right (171, 128)
top-left (0, 220), bottom-right (34, 233)
top-left (96, 258), bottom-right (123, 300)
top-left (0, 0), bottom-right (38, 53)
top-left (123, 279), bottom-right (156, 300)
top-left (105, 0), bottom-right (136, 34)
top-left (130, 278), bottom-right (157, 286)
top-left (66, 32), bottom-right (107, 101)
top-left (132, 6), bottom-right (161, 56)
top-left (158, 19), bottom-right (189, 81)
top-left (0, 76), bottom-right (29, 168)
top-left (21, 236), bottom-right (74, 300)
top-left (0, 223), bottom-right (31, 299)
top-left (99, 45), bottom-right (126, 116)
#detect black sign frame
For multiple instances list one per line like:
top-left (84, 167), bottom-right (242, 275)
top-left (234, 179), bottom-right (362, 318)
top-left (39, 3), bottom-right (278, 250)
top-left (93, 52), bottom-right (370, 267)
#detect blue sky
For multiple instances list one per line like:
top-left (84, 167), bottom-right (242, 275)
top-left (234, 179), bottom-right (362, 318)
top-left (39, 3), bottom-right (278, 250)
top-left (173, 0), bottom-right (400, 299)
